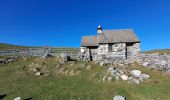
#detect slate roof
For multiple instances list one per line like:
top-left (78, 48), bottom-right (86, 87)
top-left (81, 29), bottom-right (140, 47)
top-left (98, 29), bottom-right (140, 43)
top-left (81, 36), bottom-right (97, 46)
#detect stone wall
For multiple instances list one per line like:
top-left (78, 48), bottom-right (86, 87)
top-left (133, 43), bottom-right (141, 58)
top-left (97, 43), bottom-right (126, 60)
top-left (136, 53), bottom-right (170, 73)
top-left (97, 44), bottom-right (109, 55)
top-left (126, 43), bottom-right (140, 59)
top-left (110, 43), bottom-right (126, 59)
top-left (79, 42), bottom-right (141, 62)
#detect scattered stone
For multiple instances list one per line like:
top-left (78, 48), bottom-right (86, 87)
top-left (14, 97), bottom-right (21, 100)
top-left (35, 72), bottom-right (41, 76)
top-left (108, 67), bottom-right (114, 71)
top-left (113, 95), bottom-right (126, 100)
top-left (100, 62), bottom-right (105, 66)
top-left (139, 74), bottom-right (150, 82)
top-left (32, 68), bottom-right (37, 72)
top-left (108, 76), bottom-right (113, 81)
top-left (118, 70), bottom-right (124, 75)
top-left (60, 52), bottom-right (71, 62)
top-left (0, 57), bottom-right (16, 64)
top-left (42, 53), bottom-right (53, 59)
top-left (86, 65), bottom-right (92, 70)
top-left (130, 70), bottom-right (141, 78)
top-left (103, 77), bottom-right (106, 82)
top-left (128, 77), bottom-right (140, 84)
top-left (120, 75), bottom-right (128, 81)
top-left (143, 62), bottom-right (149, 67)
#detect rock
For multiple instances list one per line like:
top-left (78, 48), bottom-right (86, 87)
top-left (108, 67), bottom-right (118, 75)
top-left (86, 65), bottom-right (92, 70)
top-left (103, 77), bottom-right (106, 82)
top-left (60, 52), bottom-right (71, 62)
top-left (42, 53), bottom-right (53, 59)
top-left (32, 68), bottom-right (37, 72)
top-left (35, 72), bottom-right (41, 76)
top-left (108, 67), bottom-right (114, 71)
top-left (118, 70), bottom-right (124, 75)
top-left (139, 74), bottom-right (150, 82)
top-left (120, 75), bottom-right (128, 81)
top-left (128, 77), bottom-right (140, 84)
top-left (130, 70), bottom-right (141, 78)
top-left (14, 97), bottom-right (21, 100)
top-left (143, 62), bottom-right (149, 67)
top-left (160, 60), bottom-right (167, 66)
top-left (100, 62), bottom-right (105, 66)
top-left (113, 95), bottom-right (126, 100)
top-left (108, 76), bottom-right (113, 81)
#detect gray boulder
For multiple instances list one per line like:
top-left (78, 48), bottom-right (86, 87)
top-left (35, 72), bottom-right (41, 76)
top-left (113, 95), bottom-right (126, 100)
top-left (143, 62), bottom-right (149, 67)
top-left (139, 74), bottom-right (150, 82)
top-left (14, 97), bottom-right (21, 100)
top-left (128, 77), bottom-right (140, 84)
top-left (130, 70), bottom-right (141, 78)
top-left (108, 76), bottom-right (113, 81)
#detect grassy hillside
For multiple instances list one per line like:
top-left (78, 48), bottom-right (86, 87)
top-left (0, 43), bottom-right (80, 57)
top-left (144, 49), bottom-right (170, 54)
top-left (0, 43), bottom-right (29, 50)
top-left (0, 56), bottom-right (170, 100)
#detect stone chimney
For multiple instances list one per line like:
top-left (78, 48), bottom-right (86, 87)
top-left (97, 25), bottom-right (103, 34)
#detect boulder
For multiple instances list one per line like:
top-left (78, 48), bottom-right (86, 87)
top-left (160, 60), bottom-right (167, 65)
top-left (128, 77), bottom-right (140, 84)
top-left (143, 62), bottom-right (149, 67)
top-left (108, 67), bottom-right (114, 71)
top-left (108, 76), bottom-right (113, 81)
top-left (14, 97), bottom-right (21, 100)
top-left (118, 70), bottom-right (124, 75)
top-left (130, 70), bottom-right (141, 78)
top-left (35, 72), bottom-right (41, 76)
top-left (42, 53), bottom-right (53, 59)
top-left (100, 62), bottom-right (105, 66)
top-left (113, 95), bottom-right (126, 100)
top-left (139, 74), bottom-right (150, 82)
top-left (120, 75), bottom-right (128, 81)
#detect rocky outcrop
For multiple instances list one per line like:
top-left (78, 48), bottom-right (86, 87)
top-left (136, 53), bottom-right (170, 73)
top-left (0, 57), bottom-right (16, 64)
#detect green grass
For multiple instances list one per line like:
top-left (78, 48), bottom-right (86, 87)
top-left (0, 56), bottom-right (170, 100)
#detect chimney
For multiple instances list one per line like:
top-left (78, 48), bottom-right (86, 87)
top-left (97, 25), bottom-right (103, 34)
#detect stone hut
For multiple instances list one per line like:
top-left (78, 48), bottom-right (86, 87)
top-left (80, 25), bottom-right (140, 61)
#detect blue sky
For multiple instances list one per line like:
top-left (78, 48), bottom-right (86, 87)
top-left (0, 0), bottom-right (170, 51)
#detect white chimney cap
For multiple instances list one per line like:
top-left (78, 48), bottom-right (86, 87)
top-left (98, 25), bottom-right (102, 28)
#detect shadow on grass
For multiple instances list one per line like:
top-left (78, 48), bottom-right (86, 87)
top-left (0, 94), bottom-right (6, 99)
top-left (24, 97), bottom-right (32, 100)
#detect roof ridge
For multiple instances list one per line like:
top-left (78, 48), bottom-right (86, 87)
top-left (82, 36), bottom-right (96, 37)
top-left (103, 28), bottom-right (133, 31)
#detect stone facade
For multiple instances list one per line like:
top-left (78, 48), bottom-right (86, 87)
top-left (80, 25), bottom-right (141, 61)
